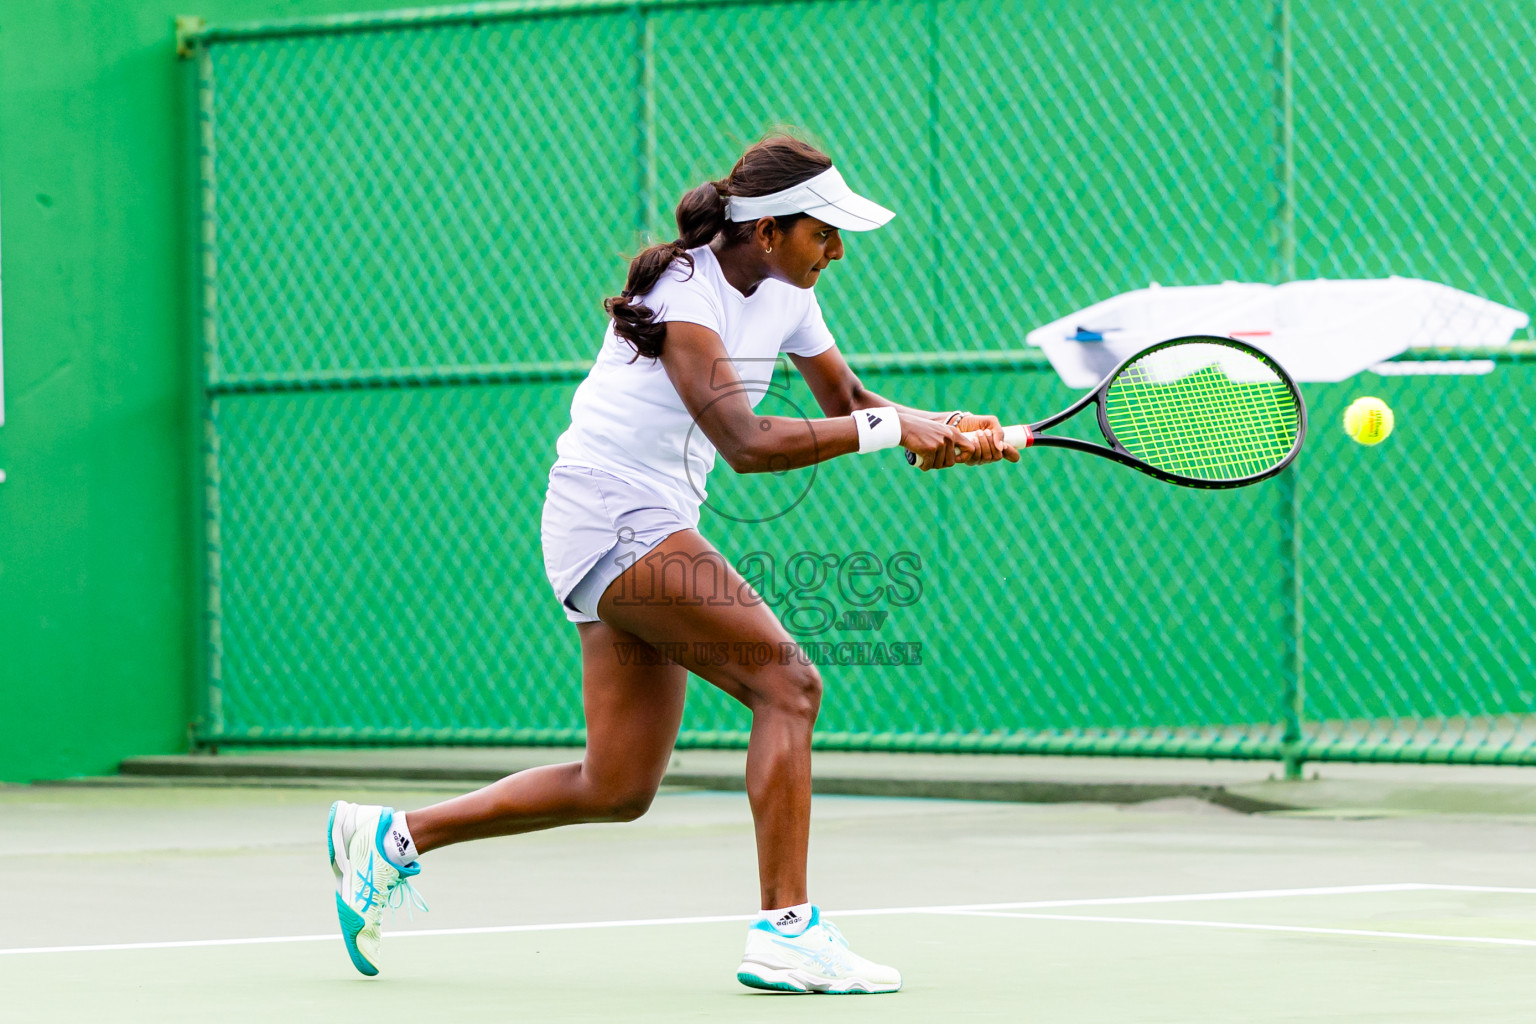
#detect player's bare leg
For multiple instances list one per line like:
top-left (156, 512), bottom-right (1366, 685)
top-left (593, 528), bottom-right (818, 909)
top-left (406, 625), bottom-right (688, 850)
top-left (327, 621), bottom-right (686, 977)
top-left (347, 528), bottom-right (895, 990)
top-left (404, 529), bottom-right (814, 903)
top-left (592, 529), bottom-right (900, 992)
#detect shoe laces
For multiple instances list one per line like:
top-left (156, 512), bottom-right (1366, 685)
top-left (821, 920), bottom-right (850, 949)
top-left (356, 852), bottom-right (430, 924)
top-left (383, 870), bottom-right (430, 924)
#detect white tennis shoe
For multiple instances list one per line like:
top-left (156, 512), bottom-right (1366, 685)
top-left (327, 801), bottom-right (428, 976)
top-left (737, 906), bottom-right (901, 994)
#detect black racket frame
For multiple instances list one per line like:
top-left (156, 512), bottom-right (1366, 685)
top-left (1027, 335), bottom-right (1308, 489)
top-left (907, 335), bottom-right (1308, 488)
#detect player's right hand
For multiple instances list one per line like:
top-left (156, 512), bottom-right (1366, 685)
top-left (953, 413), bottom-right (1021, 466)
top-left (899, 414), bottom-right (974, 471)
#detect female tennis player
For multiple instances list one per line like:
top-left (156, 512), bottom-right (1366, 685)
top-left (327, 135), bottom-right (1018, 993)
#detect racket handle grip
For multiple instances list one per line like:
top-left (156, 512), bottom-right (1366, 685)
top-left (902, 424), bottom-right (1032, 467)
top-left (963, 424), bottom-right (1032, 449)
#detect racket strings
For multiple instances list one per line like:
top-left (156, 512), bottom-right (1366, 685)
top-left (1118, 377), bottom-right (1292, 478)
top-left (1115, 373), bottom-right (1294, 478)
top-left (1104, 348), bottom-right (1300, 482)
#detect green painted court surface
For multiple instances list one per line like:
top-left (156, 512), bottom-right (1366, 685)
top-left (4, 784), bottom-right (1533, 1021)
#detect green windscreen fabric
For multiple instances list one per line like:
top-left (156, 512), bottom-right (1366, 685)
top-left (190, 0), bottom-right (1536, 767)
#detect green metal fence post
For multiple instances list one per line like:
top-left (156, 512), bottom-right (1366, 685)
top-left (195, 39), bottom-right (225, 748)
top-left (927, 0), bottom-right (942, 346)
top-left (1274, 0), bottom-right (1304, 780)
top-left (1274, 0), bottom-right (1296, 286)
top-left (636, 4), bottom-right (656, 244)
top-left (1279, 467), bottom-right (1305, 779)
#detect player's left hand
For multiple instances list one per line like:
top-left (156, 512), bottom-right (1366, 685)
top-left (954, 413), bottom-right (1020, 465)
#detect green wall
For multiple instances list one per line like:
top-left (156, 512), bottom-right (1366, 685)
top-left (0, 1), bottom-right (468, 782)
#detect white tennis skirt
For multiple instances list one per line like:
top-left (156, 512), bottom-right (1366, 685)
top-left (540, 464), bottom-right (696, 623)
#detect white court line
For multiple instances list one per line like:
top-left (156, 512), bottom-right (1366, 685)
top-left (1402, 884), bottom-right (1536, 895)
top-left (945, 910), bottom-right (1536, 949)
top-left (836, 882), bottom-right (1434, 916)
top-left (0, 915), bottom-right (755, 957)
top-left (1, 883), bottom-right (1529, 957)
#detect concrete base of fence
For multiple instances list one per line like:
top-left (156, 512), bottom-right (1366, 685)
top-left (71, 748), bottom-right (1536, 817)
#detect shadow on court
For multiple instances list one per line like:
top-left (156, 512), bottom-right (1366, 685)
top-left (3, 784), bottom-right (1533, 1022)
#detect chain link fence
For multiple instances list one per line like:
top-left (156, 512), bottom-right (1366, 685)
top-left (186, 0), bottom-right (1536, 768)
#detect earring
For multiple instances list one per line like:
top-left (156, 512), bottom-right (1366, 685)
top-left (765, 246), bottom-right (773, 255)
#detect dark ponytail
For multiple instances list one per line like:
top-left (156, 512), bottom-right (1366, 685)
top-left (604, 133), bottom-right (834, 361)
top-left (603, 181), bottom-right (728, 360)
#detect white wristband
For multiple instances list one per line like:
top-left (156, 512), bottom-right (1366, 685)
top-left (852, 407), bottom-right (901, 454)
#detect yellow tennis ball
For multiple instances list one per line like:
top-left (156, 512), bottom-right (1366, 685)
top-left (1344, 397), bottom-right (1395, 446)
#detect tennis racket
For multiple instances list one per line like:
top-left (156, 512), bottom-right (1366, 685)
top-left (907, 335), bottom-right (1306, 489)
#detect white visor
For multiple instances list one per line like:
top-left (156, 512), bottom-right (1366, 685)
top-left (723, 166), bottom-right (894, 231)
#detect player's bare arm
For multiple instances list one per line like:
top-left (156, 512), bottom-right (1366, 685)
top-left (661, 320), bottom-right (981, 473)
top-left (789, 345), bottom-right (1019, 469)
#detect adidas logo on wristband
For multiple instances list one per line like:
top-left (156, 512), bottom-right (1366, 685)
top-left (853, 406), bottom-right (900, 454)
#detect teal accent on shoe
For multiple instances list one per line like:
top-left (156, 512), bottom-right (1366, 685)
top-left (356, 848), bottom-right (384, 913)
top-left (372, 805), bottom-right (397, 863)
top-left (326, 801), bottom-right (338, 867)
top-left (737, 971), bottom-right (804, 993)
top-left (334, 892), bottom-right (378, 977)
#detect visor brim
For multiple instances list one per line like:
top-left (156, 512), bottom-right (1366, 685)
top-left (801, 191), bottom-right (896, 232)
